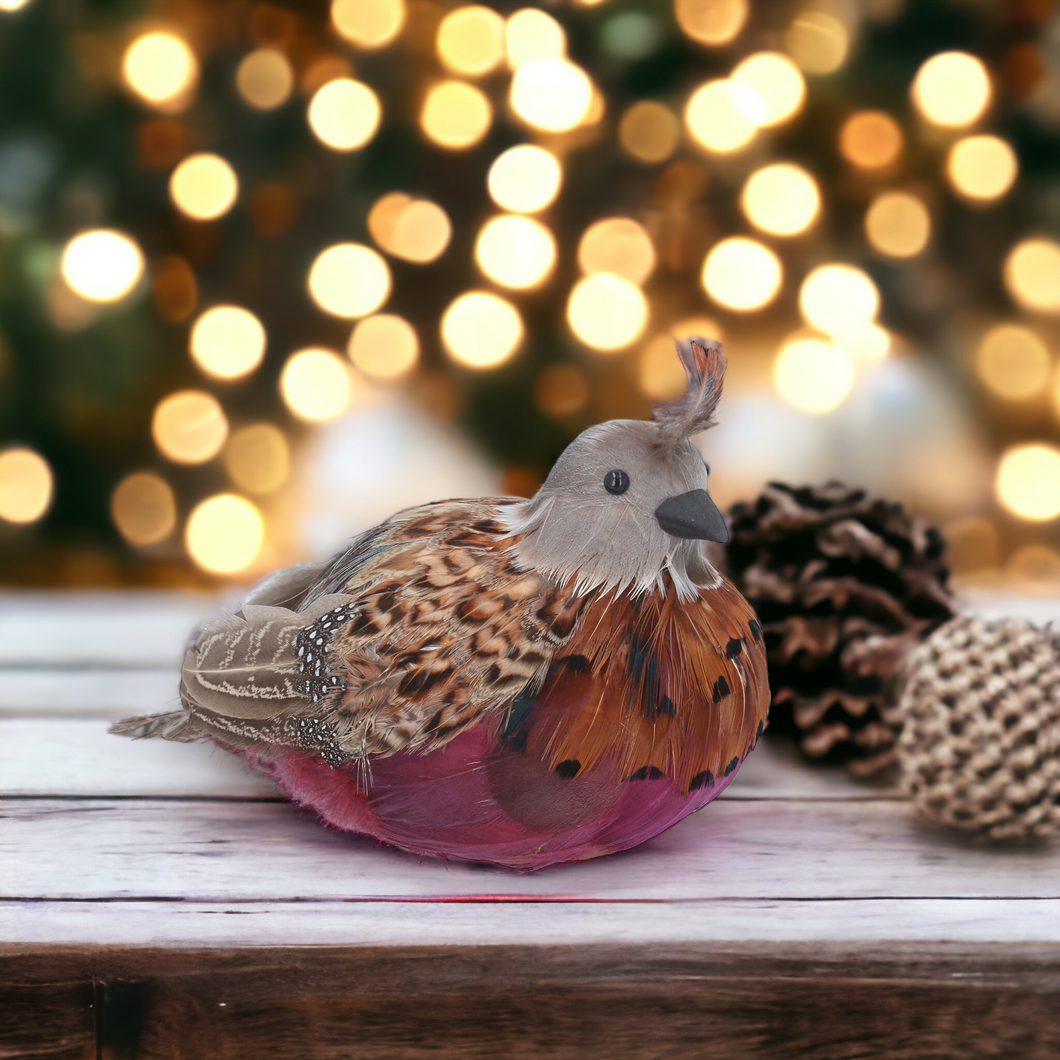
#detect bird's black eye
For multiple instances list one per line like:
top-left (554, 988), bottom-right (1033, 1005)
top-left (604, 469), bottom-right (630, 495)
top-left (703, 461), bottom-right (711, 475)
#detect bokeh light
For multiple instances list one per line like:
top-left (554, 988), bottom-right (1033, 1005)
top-left (0, 448), bottom-right (52, 524)
top-left (169, 153), bottom-right (238, 220)
top-left (865, 192), bottom-right (931, 258)
top-left (348, 314), bottom-right (419, 379)
top-left (839, 111), bottom-right (903, 169)
top-left (685, 80), bottom-right (758, 154)
top-left (506, 9), bottom-right (566, 68)
top-left (331, 0), bottom-right (405, 49)
top-left (567, 274), bottom-right (648, 351)
top-left (674, 0), bottom-right (749, 46)
top-left (60, 230), bottom-right (144, 303)
top-left (740, 163), bottom-right (820, 236)
top-left (475, 215), bottom-right (557, 289)
top-left (152, 391), bottom-right (229, 464)
top-left (619, 101), bottom-right (680, 163)
top-left (835, 323), bottom-right (890, 361)
top-left (421, 81), bottom-right (492, 148)
top-left (510, 58), bottom-right (592, 133)
top-left (731, 52), bottom-right (806, 128)
top-left (799, 264), bottom-right (880, 335)
top-left (437, 6), bottom-right (506, 76)
top-left (307, 243), bottom-right (391, 319)
top-left (487, 145), bottom-right (562, 213)
top-left (386, 200), bottom-right (452, 263)
top-left (0, 0), bottom-right (33, 11)
top-left (640, 334), bottom-right (699, 400)
top-left (996, 444), bottom-right (1060, 521)
top-left (701, 238), bottom-right (782, 311)
top-left (784, 11), bottom-right (848, 75)
top-left (122, 32), bottom-right (197, 108)
top-left (308, 79), bottom-right (381, 151)
top-left (111, 472), bottom-right (176, 545)
top-left (774, 337), bottom-right (854, 414)
top-left (911, 51), bottom-right (991, 128)
top-left (442, 292), bottom-right (523, 368)
top-left (189, 306), bottom-right (266, 381)
top-left (946, 135), bottom-right (1018, 203)
top-left (185, 494), bottom-right (264, 574)
top-left (577, 218), bottom-right (655, 285)
top-left (1003, 239), bottom-right (1060, 314)
top-left (223, 424), bottom-right (290, 495)
top-left (235, 49), bottom-right (293, 110)
top-left (534, 364), bottom-right (588, 416)
top-left (975, 324), bottom-right (1051, 401)
top-left (280, 349), bottom-right (351, 421)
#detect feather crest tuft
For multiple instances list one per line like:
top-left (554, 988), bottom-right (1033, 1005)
top-left (652, 337), bottom-right (725, 440)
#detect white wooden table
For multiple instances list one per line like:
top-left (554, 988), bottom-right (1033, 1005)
top-left (2, 590), bottom-right (1059, 1059)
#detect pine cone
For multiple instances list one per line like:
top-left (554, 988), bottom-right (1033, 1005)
top-left (896, 616), bottom-right (1060, 840)
top-left (725, 482), bottom-right (956, 774)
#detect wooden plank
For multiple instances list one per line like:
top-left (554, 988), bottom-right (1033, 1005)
top-left (0, 668), bottom-right (179, 717)
top-left (4, 798), bottom-right (1058, 902)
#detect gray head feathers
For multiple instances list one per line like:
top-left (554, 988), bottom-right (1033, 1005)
top-left (651, 338), bottom-right (725, 443)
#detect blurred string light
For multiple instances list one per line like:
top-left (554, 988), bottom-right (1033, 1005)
top-left (442, 291), bottom-right (523, 368)
top-left (701, 238), bottom-right (782, 311)
top-left (567, 274), bottom-right (647, 351)
top-left (331, 0), bottom-right (405, 49)
top-left (975, 324), bottom-right (1051, 400)
top-left (122, 32), bottom-right (197, 109)
top-left (60, 230), bottom-right (143, 303)
top-left (437, 6), bottom-right (506, 76)
top-left (236, 49), bottom-right (293, 110)
top-left (487, 145), bottom-right (562, 212)
top-left (421, 81), bottom-right (492, 148)
top-left (534, 364), bottom-right (588, 416)
top-left (865, 192), bottom-right (930, 258)
top-left (946, 136), bottom-right (1018, 203)
top-left (510, 58), bottom-right (592, 132)
top-left (618, 101), bottom-right (680, 163)
top-left (784, 11), bottom-right (848, 75)
top-left (348, 314), bottom-right (419, 379)
top-left (185, 493), bottom-right (264, 574)
top-left (839, 111), bottom-right (903, 169)
top-left (152, 391), bottom-right (229, 464)
top-left (773, 337), bottom-right (854, 414)
top-left (111, 472), bottom-right (176, 545)
top-left (996, 444), bottom-right (1060, 521)
top-left (835, 323), bottom-right (890, 361)
top-left (731, 52), bottom-right (806, 127)
top-left (223, 424), bottom-right (290, 494)
top-left (506, 9), bottom-right (566, 68)
top-left (638, 321), bottom-right (723, 400)
top-left (911, 51), bottom-right (991, 128)
top-left (0, 448), bottom-right (52, 524)
top-left (308, 79), bottom-right (381, 151)
top-left (189, 306), bottom-right (266, 381)
top-left (674, 0), bottom-right (748, 46)
top-left (170, 153), bottom-right (238, 220)
top-left (1003, 238), bottom-right (1060, 314)
top-left (740, 163), bottom-right (820, 236)
top-left (0, 0), bottom-right (33, 11)
top-left (475, 215), bottom-right (557, 289)
top-left (307, 243), bottom-right (390, 318)
top-left (280, 349), bottom-right (351, 421)
top-left (367, 194), bottom-right (451, 262)
top-left (577, 218), bottom-right (655, 284)
top-left (799, 264), bottom-right (879, 335)
top-left (684, 80), bottom-right (757, 153)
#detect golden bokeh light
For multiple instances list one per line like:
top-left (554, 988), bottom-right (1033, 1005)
top-left (996, 444), bottom-right (1060, 521)
top-left (280, 348), bottom-right (351, 421)
top-left (421, 80), bottom-right (492, 149)
top-left (946, 135), bottom-right (1018, 203)
top-left (307, 243), bottom-right (391, 319)
top-left (331, 0), bottom-right (405, 49)
top-left (506, 9), bottom-right (566, 68)
top-left (510, 58), bottom-right (592, 133)
top-left (348, 314), bottom-right (419, 380)
top-left (799, 264), bottom-right (880, 335)
top-left (152, 391), bottom-right (229, 465)
top-left (235, 49), bottom-right (293, 110)
top-left (308, 79), bottom-right (381, 151)
top-left (111, 472), bottom-right (176, 545)
top-left (577, 217), bottom-right (656, 285)
top-left (475, 215), bottom-right (557, 289)
top-left (169, 153), bottom-right (238, 221)
top-left (0, 0), bottom-right (33, 11)
top-left (639, 334), bottom-right (693, 400)
top-left (388, 199), bottom-right (452, 263)
top-left (487, 145), bottom-right (562, 213)
top-left (367, 193), bottom-right (412, 250)
top-left (122, 32), bottom-right (197, 108)
top-left (839, 111), bottom-right (903, 169)
top-left (784, 11), bottom-right (848, 75)
top-left (834, 322), bottom-right (890, 361)
top-left (865, 192), bottom-right (931, 258)
top-left (223, 424), bottom-right (290, 495)
top-left (684, 79), bottom-right (757, 153)
top-left (911, 51), bottom-right (991, 128)
top-left (189, 306), bottom-right (266, 381)
top-left (567, 274), bottom-right (648, 352)
top-left (674, 0), bottom-right (749, 46)
top-left (442, 291), bottom-right (524, 369)
top-left (740, 163), bottom-right (820, 236)
top-left (975, 324), bottom-right (1051, 401)
top-left (185, 493), bottom-right (265, 575)
top-left (701, 238), bottom-right (782, 312)
top-left (774, 337), bottom-right (854, 414)
top-left (534, 364), bottom-right (588, 416)
top-left (60, 230), bottom-right (144, 303)
top-left (1003, 239), bottom-right (1060, 314)
top-left (618, 101), bottom-right (680, 163)
top-left (731, 52), bottom-right (806, 128)
top-left (0, 448), bottom-right (52, 524)
top-left (437, 6), bottom-right (506, 76)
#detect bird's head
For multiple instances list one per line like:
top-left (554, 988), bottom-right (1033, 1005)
top-left (504, 338), bottom-right (727, 599)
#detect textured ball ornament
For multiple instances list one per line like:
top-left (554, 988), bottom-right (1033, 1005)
top-left (897, 615), bottom-right (1060, 840)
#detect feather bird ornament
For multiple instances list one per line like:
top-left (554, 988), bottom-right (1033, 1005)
top-left (113, 339), bottom-right (770, 869)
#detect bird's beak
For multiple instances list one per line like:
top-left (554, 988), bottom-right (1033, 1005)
top-left (655, 488), bottom-right (729, 543)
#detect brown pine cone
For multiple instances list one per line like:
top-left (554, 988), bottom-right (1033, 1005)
top-left (724, 482), bottom-right (956, 774)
